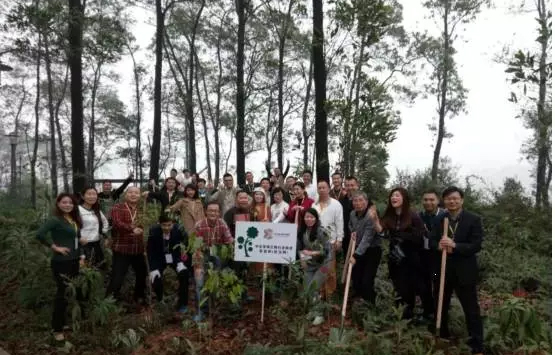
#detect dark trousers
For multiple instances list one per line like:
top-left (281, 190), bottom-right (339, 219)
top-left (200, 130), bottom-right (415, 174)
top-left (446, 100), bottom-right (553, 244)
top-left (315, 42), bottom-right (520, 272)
top-left (51, 259), bottom-right (80, 332)
top-left (389, 251), bottom-right (434, 317)
top-left (351, 247), bottom-right (382, 305)
top-left (82, 241), bottom-right (105, 269)
top-left (418, 249), bottom-right (434, 316)
top-left (106, 252), bottom-right (147, 302)
top-left (434, 275), bottom-right (484, 353)
top-left (152, 264), bottom-right (189, 308)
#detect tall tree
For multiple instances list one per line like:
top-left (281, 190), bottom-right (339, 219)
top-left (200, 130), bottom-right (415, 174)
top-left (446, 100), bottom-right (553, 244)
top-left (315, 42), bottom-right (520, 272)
top-left (235, 0), bottom-right (246, 186)
top-left (422, 0), bottom-right (489, 184)
top-left (68, 0), bottom-right (86, 193)
top-left (312, 0), bottom-right (329, 182)
top-left (150, 0), bottom-right (164, 180)
top-left (506, 0), bottom-right (552, 209)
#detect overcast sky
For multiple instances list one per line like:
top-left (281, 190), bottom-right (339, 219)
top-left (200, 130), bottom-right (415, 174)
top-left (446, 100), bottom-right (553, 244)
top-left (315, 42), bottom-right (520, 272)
top-left (105, 0), bottom-right (540, 191)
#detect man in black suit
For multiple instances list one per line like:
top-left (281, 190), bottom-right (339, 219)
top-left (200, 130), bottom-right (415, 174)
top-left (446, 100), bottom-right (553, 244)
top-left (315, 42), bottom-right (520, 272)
top-left (147, 214), bottom-right (190, 312)
top-left (429, 186), bottom-right (484, 355)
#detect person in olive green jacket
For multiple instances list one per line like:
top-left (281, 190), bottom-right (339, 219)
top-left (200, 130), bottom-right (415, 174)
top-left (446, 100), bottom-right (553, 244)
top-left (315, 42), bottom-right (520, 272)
top-left (36, 193), bottom-right (84, 343)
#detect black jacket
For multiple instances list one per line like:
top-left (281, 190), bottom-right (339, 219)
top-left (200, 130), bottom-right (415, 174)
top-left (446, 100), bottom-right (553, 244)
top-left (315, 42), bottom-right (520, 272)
top-left (147, 224), bottom-right (188, 272)
top-left (147, 190), bottom-right (184, 212)
top-left (429, 210), bottom-right (483, 285)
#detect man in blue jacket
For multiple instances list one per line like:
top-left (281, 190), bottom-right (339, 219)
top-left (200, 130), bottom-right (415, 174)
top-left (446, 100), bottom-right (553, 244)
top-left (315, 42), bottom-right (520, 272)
top-left (147, 214), bottom-right (190, 313)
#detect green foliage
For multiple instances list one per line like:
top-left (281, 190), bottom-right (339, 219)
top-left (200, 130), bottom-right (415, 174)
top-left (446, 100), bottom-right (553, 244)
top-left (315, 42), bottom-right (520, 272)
top-left (201, 267), bottom-right (245, 307)
top-left (111, 328), bottom-right (146, 354)
top-left (485, 297), bottom-right (551, 354)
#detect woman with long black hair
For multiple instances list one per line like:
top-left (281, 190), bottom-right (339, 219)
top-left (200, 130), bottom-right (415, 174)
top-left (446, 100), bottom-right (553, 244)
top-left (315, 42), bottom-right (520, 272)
top-left (298, 208), bottom-right (332, 326)
top-left (36, 193), bottom-right (83, 342)
top-left (79, 187), bottom-right (109, 268)
top-left (378, 187), bottom-right (434, 321)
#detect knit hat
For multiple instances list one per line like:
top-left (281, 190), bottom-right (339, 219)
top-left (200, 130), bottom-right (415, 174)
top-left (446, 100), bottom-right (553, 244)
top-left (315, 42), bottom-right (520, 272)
top-left (253, 187), bottom-right (265, 195)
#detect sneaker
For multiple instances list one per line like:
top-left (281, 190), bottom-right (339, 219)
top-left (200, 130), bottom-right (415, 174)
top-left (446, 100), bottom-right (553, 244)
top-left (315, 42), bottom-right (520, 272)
top-left (177, 306), bottom-right (188, 314)
top-left (53, 332), bottom-right (65, 342)
top-left (193, 312), bottom-right (205, 322)
top-left (312, 315), bottom-right (325, 326)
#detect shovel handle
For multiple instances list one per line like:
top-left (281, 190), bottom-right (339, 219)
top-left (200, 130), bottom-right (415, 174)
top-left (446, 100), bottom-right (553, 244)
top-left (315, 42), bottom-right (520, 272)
top-left (435, 217), bottom-right (449, 334)
top-left (341, 239), bottom-right (356, 318)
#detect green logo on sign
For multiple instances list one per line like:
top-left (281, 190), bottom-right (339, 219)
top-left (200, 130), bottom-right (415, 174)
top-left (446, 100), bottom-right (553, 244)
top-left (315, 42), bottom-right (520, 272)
top-left (237, 226), bottom-right (258, 257)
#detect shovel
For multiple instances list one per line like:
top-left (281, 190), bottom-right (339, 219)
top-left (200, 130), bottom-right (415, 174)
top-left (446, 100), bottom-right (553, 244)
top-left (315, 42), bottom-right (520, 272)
top-left (330, 235), bottom-right (356, 344)
top-left (432, 217), bottom-right (451, 349)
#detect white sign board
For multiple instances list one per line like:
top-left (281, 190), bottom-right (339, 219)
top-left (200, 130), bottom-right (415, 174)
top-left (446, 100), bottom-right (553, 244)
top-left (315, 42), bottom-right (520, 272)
top-left (234, 222), bottom-right (297, 264)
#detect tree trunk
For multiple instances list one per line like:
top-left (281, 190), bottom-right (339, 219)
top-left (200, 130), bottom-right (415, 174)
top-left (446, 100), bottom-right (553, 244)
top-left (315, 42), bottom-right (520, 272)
top-left (301, 56), bottom-right (313, 169)
top-left (184, 0), bottom-right (205, 173)
top-left (276, 0), bottom-right (295, 172)
top-left (431, 1), bottom-right (450, 185)
top-left (128, 45), bottom-right (143, 183)
top-left (87, 64), bottom-right (101, 181)
top-left (55, 66), bottom-right (70, 192)
top-left (43, 35), bottom-right (59, 196)
top-left (235, 0), bottom-right (246, 186)
top-left (211, 16), bottom-right (225, 183)
top-left (343, 42), bottom-right (364, 175)
top-left (195, 56), bottom-right (212, 181)
top-left (68, 0), bottom-right (86, 194)
top-left (535, 0), bottom-right (549, 208)
top-left (31, 29), bottom-right (41, 209)
top-left (312, 0), bottom-right (329, 182)
top-left (150, 0), bottom-right (164, 180)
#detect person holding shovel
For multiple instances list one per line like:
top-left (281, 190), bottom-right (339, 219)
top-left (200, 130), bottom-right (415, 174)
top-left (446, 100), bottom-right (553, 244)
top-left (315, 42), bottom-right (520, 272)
top-left (348, 191), bottom-right (382, 306)
top-left (429, 186), bottom-right (484, 355)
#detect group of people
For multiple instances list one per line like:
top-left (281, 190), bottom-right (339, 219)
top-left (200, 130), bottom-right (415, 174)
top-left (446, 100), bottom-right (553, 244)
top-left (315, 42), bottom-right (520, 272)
top-left (36, 167), bottom-right (484, 355)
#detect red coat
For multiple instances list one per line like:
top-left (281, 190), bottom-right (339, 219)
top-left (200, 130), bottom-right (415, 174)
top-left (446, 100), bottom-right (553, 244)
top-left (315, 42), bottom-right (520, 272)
top-left (286, 197), bottom-right (315, 225)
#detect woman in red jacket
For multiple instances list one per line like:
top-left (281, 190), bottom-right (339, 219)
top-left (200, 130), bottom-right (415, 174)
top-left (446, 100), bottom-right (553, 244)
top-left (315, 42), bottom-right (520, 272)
top-left (285, 182), bottom-right (314, 227)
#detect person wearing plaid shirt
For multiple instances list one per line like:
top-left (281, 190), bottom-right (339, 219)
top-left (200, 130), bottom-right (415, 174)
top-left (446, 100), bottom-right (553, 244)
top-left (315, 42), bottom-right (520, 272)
top-left (191, 201), bottom-right (233, 322)
top-left (105, 186), bottom-right (148, 307)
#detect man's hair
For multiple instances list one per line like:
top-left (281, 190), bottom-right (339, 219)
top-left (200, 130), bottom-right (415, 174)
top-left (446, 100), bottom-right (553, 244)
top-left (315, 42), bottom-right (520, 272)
top-left (260, 177), bottom-right (270, 184)
top-left (302, 170), bottom-right (313, 177)
top-left (236, 190), bottom-right (249, 198)
top-left (317, 179), bottom-right (330, 187)
top-left (351, 191), bottom-right (368, 201)
top-left (286, 175), bottom-right (296, 181)
top-left (102, 180), bottom-right (111, 185)
top-left (246, 171), bottom-right (253, 175)
top-left (422, 189), bottom-right (439, 197)
top-left (344, 175), bottom-right (359, 184)
top-left (442, 186), bottom-right (464, 199)
top-left (159, 214), bottom-right (173, 224)
top-left (223, 173), bottom-right (233, 179)
top-left (331, 171), bottom-right (343, 178)
top-left (171, 168), bottom-right (178, 173)
top-left (198, 178), bottom-right (206, 184)
top-left (182, 169), bottom-right (190, 174)
top-left (206, 201), bottom-right (220, 210)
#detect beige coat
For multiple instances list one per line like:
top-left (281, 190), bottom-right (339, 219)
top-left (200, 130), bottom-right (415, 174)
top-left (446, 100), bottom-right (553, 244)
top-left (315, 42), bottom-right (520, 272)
top-left (170, 198), bottom-right (205, 233)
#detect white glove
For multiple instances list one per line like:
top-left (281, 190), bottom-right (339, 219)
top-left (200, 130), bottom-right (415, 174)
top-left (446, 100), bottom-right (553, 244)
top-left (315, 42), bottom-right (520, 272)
top-left (149, 270), bottom-right (161, 283)
top-left (176, 262), bottom-right (187, 273)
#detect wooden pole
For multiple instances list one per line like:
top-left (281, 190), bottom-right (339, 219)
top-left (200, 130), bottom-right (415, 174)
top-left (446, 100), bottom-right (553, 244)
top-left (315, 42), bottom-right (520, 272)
top-left (435, 217), bottom-right (449, 338)
top-left (341, 239), bottom-right (356, 319)
top-left (260, 262), bottom-right (267, 323)
top-left (341, 232), bottom-right (355, 284)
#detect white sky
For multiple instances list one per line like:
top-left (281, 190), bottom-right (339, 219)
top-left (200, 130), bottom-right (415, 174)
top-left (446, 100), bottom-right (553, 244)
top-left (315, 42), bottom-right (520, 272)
top-left (104, 0), bottom-right (540, 190)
